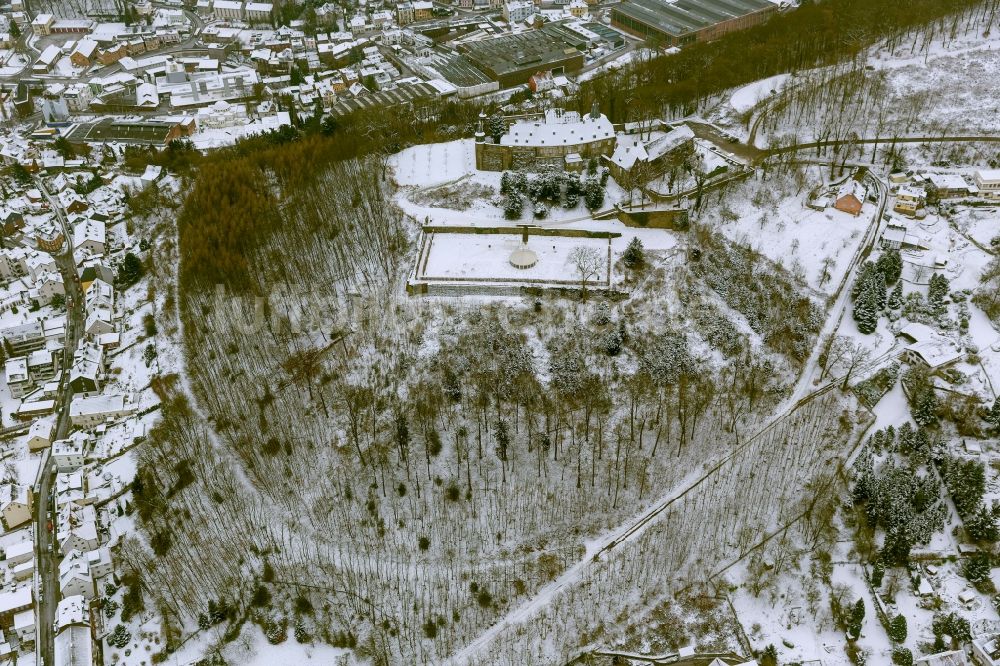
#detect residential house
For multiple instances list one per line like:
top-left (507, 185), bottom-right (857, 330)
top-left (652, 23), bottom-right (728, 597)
top-left (52, 437), bottom-right (86, 472)
top-left (98, 42), bottom-right (128, 65)
top-left (413, 0), bottom-right (433, 20)
top-left (974, 169), bottom-right (1000, 200)
top-left (5, 357), bottom-right (32, 399)
top-left (36, 225), bottom-right (66, 252)
top-left (26, 416), bottom-right (55, 452)
top-left (13, 610), bottom-right (34, 645)
top-left (0, 485), bottom-right (32, 529)
top-left (87, 547), bottom-right (113, 579)
top-left (79, 262), bottom-right (115, 292)
top-left (59, 552), bottom-right (95, 600)
top-left (12, 559), bottom-right (33, 582)
top-left (58, 189), bottom-right (88, 214)
top-left (56, 594), bottom-right (88, 631)
top-left (894, 185), bottom-right (926, 216)
top-left (568, 0), bottom-right (588, 17)
top-left (73, 219), bottom-right (106, 256)
top-left (973, 634), bottom-right (1000, 666)
top-left (0, 588), bottom-right (32, 626)
top-left (31, 13), bottom-right (54, 36)
top-left (914, 651), bottom-right (969, 666)
top-left (14, 399), bottom-right (56, 421)
top-left (604, 123), bottom-right (694, 182)
top-left (69, 341), bottom-right (104, 395)
top-left (5, 540), bottom-right (34, 566)
top-left (32, 271), bottom-right (65, 306)
top-left (55, 623), bottom-right (92, 666)
top-left (504, 0), bottom-right (535, 23)
top-left (0, 247), bottom-right (29, 278)
top-left (84, 279), bottom-right (115, 338)
top-left (34, 44), bottom-right (62, 74)
top-left (881, 222), bottom-right (907, 250)
top-left (56, 470), bottom-right (88, 509)
top-left (245, 1), bottom-right (273, 23)
top-left (899, 324), bottom-right (963, 370)
top-left (926, 173), bottom-right (972, 199)
top-left (214, 0), bottom-right (244, 20)
top-left (28, 349), bottom-right (56, 382)
top-left (69, 394), bottom-right (135, 429)
top-left (396, 2), bottom-right (415, 24)
top-left (70, 39), bottom-right (99, 67)
top-left (833, 179), bottom-right (866, 216)
top-left (57, 503), bottom-right (99, 554)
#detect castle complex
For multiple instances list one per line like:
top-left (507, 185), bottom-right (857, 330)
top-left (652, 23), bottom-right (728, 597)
top-left (475, 104), bottom-right (617, 172)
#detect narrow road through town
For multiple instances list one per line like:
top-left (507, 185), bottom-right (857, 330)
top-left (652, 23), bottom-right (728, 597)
top-left (33, 179), bottom-right (85, 666)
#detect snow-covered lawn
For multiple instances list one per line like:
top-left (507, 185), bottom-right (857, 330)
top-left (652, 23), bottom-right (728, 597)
top-left (419, 232), bottom-right (610, 285)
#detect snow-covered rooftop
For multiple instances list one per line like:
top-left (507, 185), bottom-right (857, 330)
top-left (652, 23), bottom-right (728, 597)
top-left (501, 109), bottom-right (614, 148)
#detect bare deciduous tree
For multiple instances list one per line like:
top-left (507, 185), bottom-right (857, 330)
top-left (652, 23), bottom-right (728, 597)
top-left (569, 246), bottom-right (603, 302)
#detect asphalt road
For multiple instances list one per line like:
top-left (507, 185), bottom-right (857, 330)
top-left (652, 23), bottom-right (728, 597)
top-left (33, 180), bottom-right (86, 666)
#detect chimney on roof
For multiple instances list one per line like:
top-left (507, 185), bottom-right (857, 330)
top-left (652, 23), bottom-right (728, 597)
top-left (590, 99), bottom-right (599, 120)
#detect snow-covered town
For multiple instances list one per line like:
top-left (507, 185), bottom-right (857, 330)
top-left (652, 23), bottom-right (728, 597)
top-left (1, 0), bottom-right (1000, 665)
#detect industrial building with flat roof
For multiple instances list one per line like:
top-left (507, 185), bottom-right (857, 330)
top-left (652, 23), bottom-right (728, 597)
top-left (328, 80), bottom-right (442, 116)
top-left (458, 23), bottom-right (587, 87)
top-left (611, 0), bottom-right (778, 47)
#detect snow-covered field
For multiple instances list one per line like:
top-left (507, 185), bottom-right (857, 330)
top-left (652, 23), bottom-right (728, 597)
top-left (419, 232), bottom-right (610, 285)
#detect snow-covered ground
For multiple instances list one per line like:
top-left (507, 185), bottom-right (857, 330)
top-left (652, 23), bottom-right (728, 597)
top-left (729, 73), bottom-right (790, 114)
top-left (419, 232), bottom-right (610, 285)
top-left (702, 168), bottom-right (873, 296)
top-left (391, 139), bottom-right (478, 188)
top-left (390, 139), bottom-right (628, 227)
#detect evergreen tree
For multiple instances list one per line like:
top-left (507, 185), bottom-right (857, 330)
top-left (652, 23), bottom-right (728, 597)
top-left (584, 179), bottom-right (605, 210)
top-left (110, 624), bottom-right (131, 648)
top-left (892, 647), bottom-right (913, 666)
top-left (852, 262), bottom-right (877, 300)
top-left (853, 288), bottom-right (879, 334)
top-left (871, 559), bottom-right (885, 587)
top-left (623, 237), bottom-right (645, 269)
top-left (500, 171), bottom-right (514, 195)
top-left (488, 113), bottom-right (506, 143)
top-left (847, 598), bottom-right (865, 639)
top-left (965, 506), bottom-right (999, 542)
top-left (986, 398), bottom-right (1000, 432)
top-left (963, 552), bottom-right (994, 592)
top-left (911, 386), bottom-right (938, 427)
top-left (888, 614), bottom-right (907, 642)
top-left (876, 249), bottom-right (903, 285)
top-left (887, 282), bottom-right (903, 310)
top-left (602, 327), bottom-right (623, 356)
top-left (928, 273), bottom-right (950, 314)
top-left (871, 271), bottom-right (887, 310)
top-left (117, 252), bottom-right (144, 288)
top-left (503, 193), bottom-right (523, 220)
